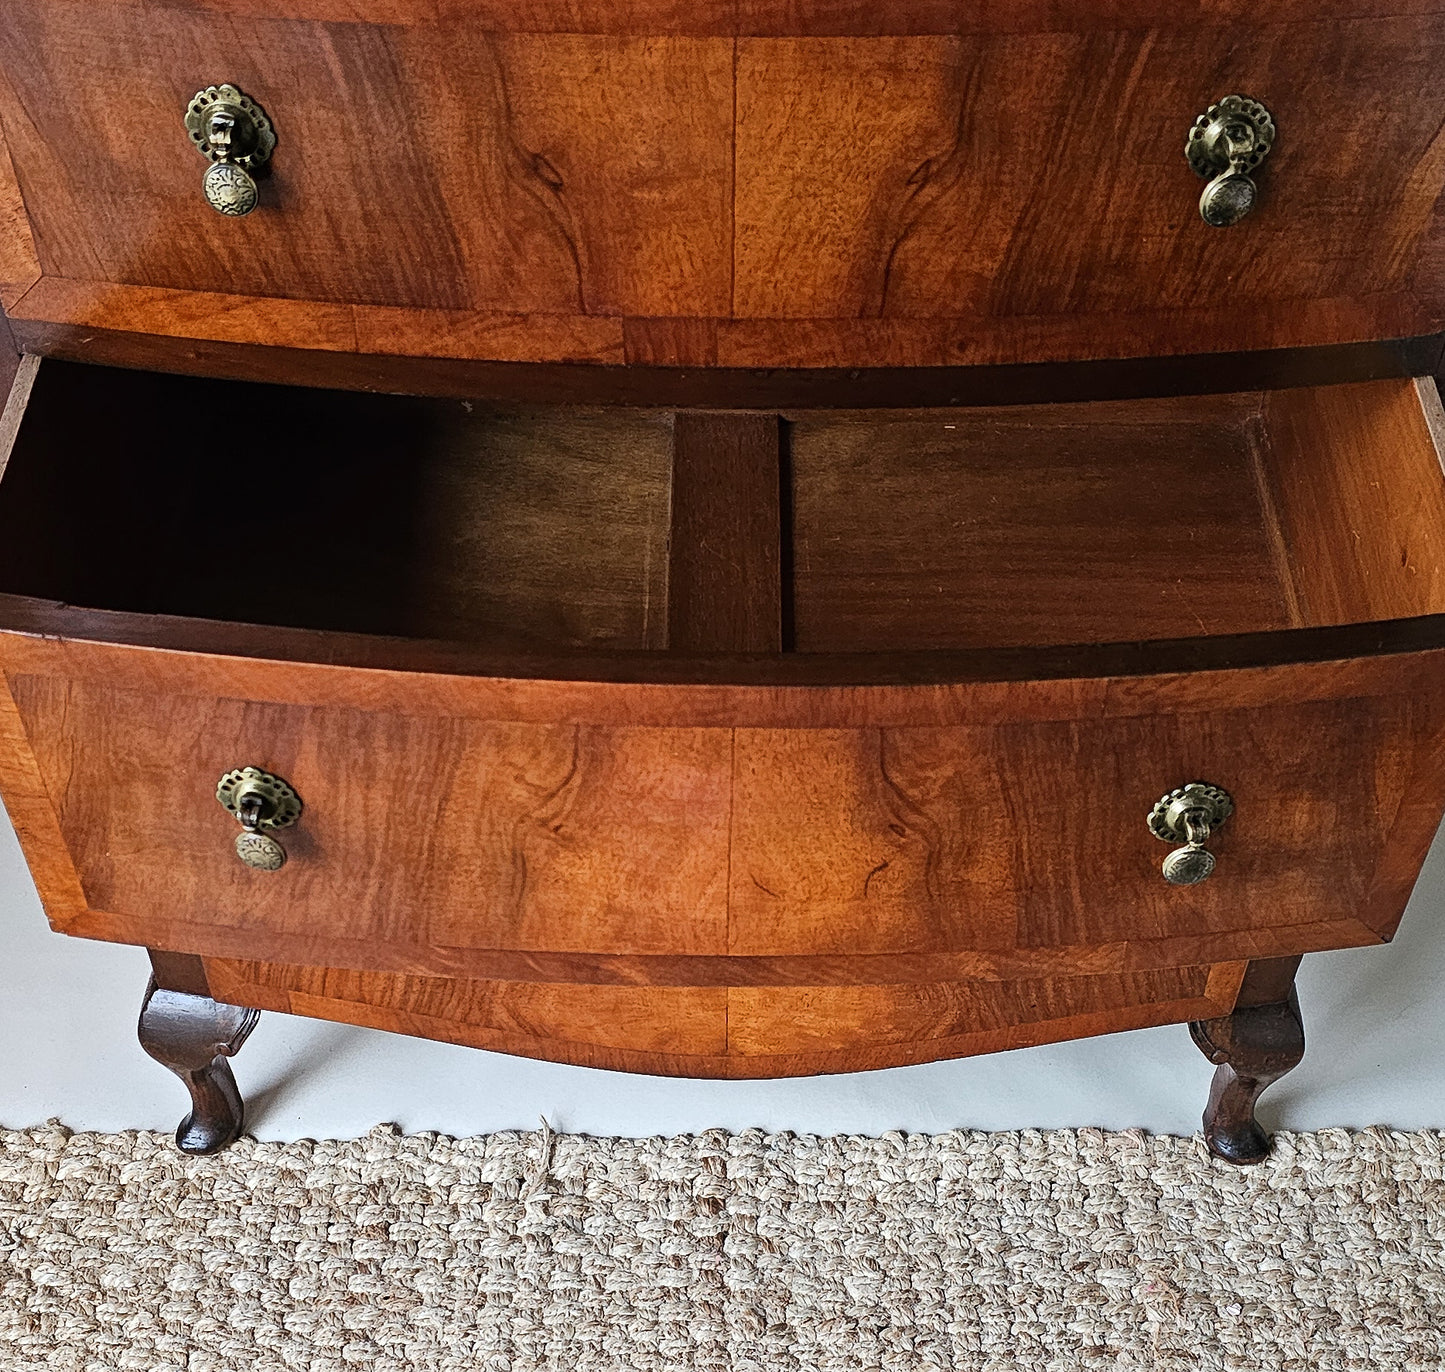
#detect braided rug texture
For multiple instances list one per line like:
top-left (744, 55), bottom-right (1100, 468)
top-left (1, 1124), bottom-right (1444, 1372)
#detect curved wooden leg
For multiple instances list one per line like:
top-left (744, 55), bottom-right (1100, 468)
top-left (138, 955), bottom-right (259, 1156)
top-left (1189, 958), bottom-right (1305, 1166)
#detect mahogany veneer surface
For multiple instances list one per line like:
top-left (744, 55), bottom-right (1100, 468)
top-left (200, 957), bottom-right (1229, 1077)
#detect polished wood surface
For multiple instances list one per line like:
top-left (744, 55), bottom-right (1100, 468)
top-left (794, 379), bottom-right (1445, 650)
top-left (1263, 379), bottom-right (1445, 624)
top-left (0, 645), bottom-right (87, 928)
top-left (732, 26), bottom-right (1445, 327)
top-left (6, 363), bottom-right (1443, 659)
top-left (0, 143), bottom-right (38, 312)
top-left (106, 922), bottom-right (1368, 991)
top-left (148, 948), bottom-right (213, 1000)
top-left (200, 956), bottom-right (1236, 1076)
top-left (3, 624), bottom-right (1442, 1073)
top-left (3, 4), bottom-right (1445, 371)
top-left (8, 319), bottom-right (1443, 411)
top-left (7, 0), bottom-right (1434, 31)
top-left (668, 413), bottom-right (784, 653)
top-left (10, 671), bottom-right (1430, 964)
top-left (138, 972), bottom-right (258, 1154)
top-left (792, 395), bottom-right (1289, 650)
top-left (8, 280), bottom-right (1439, 375)
top-left (4, 592), bottom-right (1445, 698)
top-left (1190, 966), bottom-right (1305, 1164)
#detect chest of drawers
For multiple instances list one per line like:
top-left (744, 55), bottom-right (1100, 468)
top-left (2, 0), bottom-right (1444, 1161)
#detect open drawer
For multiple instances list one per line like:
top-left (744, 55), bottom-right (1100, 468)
top-left (1, 359), bottom-right (1443, 1076)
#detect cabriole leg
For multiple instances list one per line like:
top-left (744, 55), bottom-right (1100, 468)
top-left (1189, 956), bottom-right (1305, 1166)
top-left (138, 951), bottom-right (258, 1155)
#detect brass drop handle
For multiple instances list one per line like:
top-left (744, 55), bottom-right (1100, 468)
top-left (1185, 95), bottom-right (1275, 227)
top-left (1148, 782), bottom-right (1234, 886)
top-left (217, 767), bottom-right (302, 871)
top-left (185, 85), bottom-right (275, 216)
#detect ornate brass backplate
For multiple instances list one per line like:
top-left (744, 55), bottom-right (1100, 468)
top-left (1185, 95), bottom-right (1275, 227)
top-left (1149, 782), bottom-right (1235, 886)
top-left (216, 767), bottom-right (302, 871)
top-left (184, 85), bottom-right (276, 216)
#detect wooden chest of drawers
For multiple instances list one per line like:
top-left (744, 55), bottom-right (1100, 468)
top-left (2, 0), bottom-right (1444, 1161)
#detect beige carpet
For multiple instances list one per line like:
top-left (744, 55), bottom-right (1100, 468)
top-left (2, 1123), bottom-right (1444, 1371)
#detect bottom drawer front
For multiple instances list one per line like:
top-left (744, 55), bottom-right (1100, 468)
top-left (5, 660), bottom-right (1439, 982)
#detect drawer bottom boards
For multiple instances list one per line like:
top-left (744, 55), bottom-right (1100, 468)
top-left (201, 957), bottom-right (1245, 1078)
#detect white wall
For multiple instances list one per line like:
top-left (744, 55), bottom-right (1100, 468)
top-left (2, 799), bottom-right (1442, 1141)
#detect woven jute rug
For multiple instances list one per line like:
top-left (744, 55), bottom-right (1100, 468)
top-left (2, 1123), bottom-right (1443, 1372)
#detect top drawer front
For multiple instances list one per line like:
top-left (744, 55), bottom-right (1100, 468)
top-left (4, 645), bottom-right (1442, 977)
top-left (2, 4), bottom-right (1444, 365)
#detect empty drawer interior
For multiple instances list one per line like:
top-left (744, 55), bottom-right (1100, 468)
top-left (1, 364), bottom-right (1442, 654)
top-left (0, 363), bottom-right (671, 650)
top-left (788, 380), bottom-right (1445, 650)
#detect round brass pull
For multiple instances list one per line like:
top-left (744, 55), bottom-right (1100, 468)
top-left (217, 767), bottom-right (301, 871)
top-left (185, 85), bottom-right (275, 216)
top-left (1148, 782), bottom-right (1234, 886)
top-left (1185, 95), bottom-right (1275, 227)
